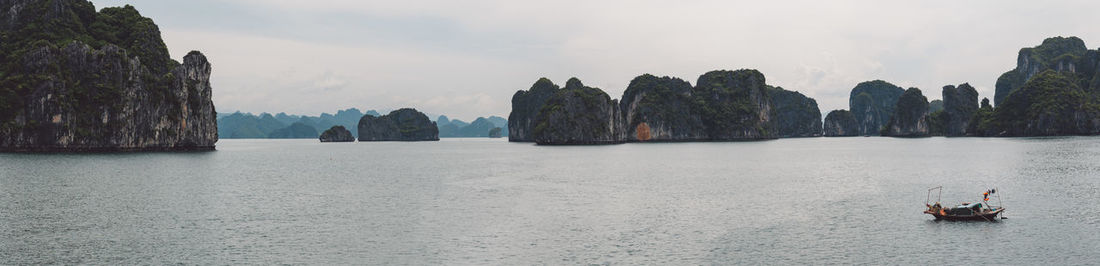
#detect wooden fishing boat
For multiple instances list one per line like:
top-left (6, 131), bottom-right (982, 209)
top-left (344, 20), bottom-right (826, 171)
top-left (924, 186), bottom-right (1005, 221)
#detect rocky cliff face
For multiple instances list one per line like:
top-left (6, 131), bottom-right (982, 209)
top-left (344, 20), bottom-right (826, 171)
top-left (358, 108), bottom-right (439, 141)
top-left (488, 127), bottom-right (503, 138)
top-left (941, 83), bottom-right (979, 136)
top-left (509, 69), bottom-right (804, 144)
top-left (849, 80), bottom-right (904, 136)
top-left (823, 110), bottom-right (859, 137)
top-left (319, 125), bottom-right (354, 142)
top-left (619, 74), bottom-right (706, 141)
top-left (973, 37), bottom-right (1100, 137)
top-left (0, 2), bottom-right (217, 151)
top-left (986, 71), bottom-right (1100, 136)
top-left (532, 78), bottom-right (626, 145)
top-left (692, 70), bottom-right (776, 140)
top-left (995, 37), bottom-right (1098, 106)
top-left (508, 78), bottom-right (560, 142)
top-left (768, 87), bottom-right (822, 137)
top-left (884, 88), bottom-right (930, 137)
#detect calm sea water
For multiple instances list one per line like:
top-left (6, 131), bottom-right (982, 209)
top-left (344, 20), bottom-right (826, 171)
top-left (2, 137), bottom-right (1099, 264)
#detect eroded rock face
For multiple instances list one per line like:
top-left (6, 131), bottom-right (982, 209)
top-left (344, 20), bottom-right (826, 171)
top-left (942, 83), bottom-right (979, 136)
top-left (508, 78), bottom-right (560, 142)
top-left (692, 70), bottom-right (777, 140)
top-left (988, 71), bottom-right (1100, 136)
top-left (0, 1), bottom-right (217, 152)
top-left (619, 74), bottom-right (706, 141)
top-left (532, 78), bottom-right (626, 145)
top-left (849, 80), bottom-right (904, 136)
top-left (319, 125), bottom-right (354, 142)
top-left (823, 110), bottom-right (859, 137)
top-left (884, 88), bottom-right (930, 137)
top-left (994, 36), bottom-right (1098, 106)
top-left (768, 87), bottom-right (822, 137)
top-left (358, 108), bottom-right (439, 141)
top-left (509, 69), bottom-right (807, 144)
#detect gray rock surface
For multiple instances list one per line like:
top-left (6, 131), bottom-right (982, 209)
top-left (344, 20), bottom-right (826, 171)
top-left (0, 1), bottom-right (217, 152)
top-left (619, 74), bottom-right (706, 141)
top-left (508, 78), bottom-right (560, 142)
top-left (319, 125), bottom-right (354, 142)
top-left (823, 110), bottom-right (859, 137)
top-left (358, 108), bottom-right (439, 141)
top-left (849, 80), bottom-right (905, 136)
top-left (884, 88), bottom-right (930, 137)
top-left (941, 83), bottom-right (979, 136)
top-left (768, 87), bottom-right (822, 137)
top-left (532, 78), bottom-right (626, 145)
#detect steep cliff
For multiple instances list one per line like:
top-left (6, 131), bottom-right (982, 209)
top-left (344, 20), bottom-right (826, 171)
top-left (619, 74), bottom-right (706, 141)
top-left (692, 70), bottom-right (776, 140)
top-left (941, 83), bottom-right (979, 136)
top-left (358, 108), bottom-right (439, 141)
top-left (975, 37), bottom-right (1100, 136)
top-left (319, 125), bottom-right (354, 142)
top-left (532, 78), bottom-right (626, 145)
top-left (986, 71), bottom-right (1100, 136)
top-left (883, 88), bottom-right (930, 137)
top-left (768, 86), bottom-right (822, 137)
top-left (994, 36), bottom-right (1098, 105)
top-left (508, 78), bottom-right (560, 142)
top-left (508, 70), bottom-right (803, 144)
top-left (0, 2), bottom-right (217, 151)
top-left (849, 80), bottom-right (904, 136)
top-left (823, 110), bottom-right (859, 137)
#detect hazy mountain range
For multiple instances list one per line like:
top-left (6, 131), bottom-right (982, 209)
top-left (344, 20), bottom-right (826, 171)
top-left (218, 109), bottom-right (507, 139)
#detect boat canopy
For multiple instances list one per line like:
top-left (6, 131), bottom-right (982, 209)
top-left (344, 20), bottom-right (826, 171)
top-left (956, 202), bottom-right (982, 209)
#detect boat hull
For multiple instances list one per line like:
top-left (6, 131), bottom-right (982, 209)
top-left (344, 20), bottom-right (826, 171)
top-left (925, 208), bottom-right (1004, 221)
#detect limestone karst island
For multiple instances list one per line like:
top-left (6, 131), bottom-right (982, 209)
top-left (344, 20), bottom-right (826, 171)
top-left (3, 1), bottom-right (1100, 264)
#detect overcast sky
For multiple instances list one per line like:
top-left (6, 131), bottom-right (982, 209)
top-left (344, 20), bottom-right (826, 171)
top-left (94, 0), bottom-right (1099, 120)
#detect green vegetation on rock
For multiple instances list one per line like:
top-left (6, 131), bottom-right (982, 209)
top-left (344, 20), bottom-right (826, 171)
top-left (823, 110), bottom-right (859, 137)
top-left (883, 88), bottom-right (930, 137)
top-left (533, 78), bottom-right (624, 144)
top-left (692, 69), bottom-right (776, 139)
top-left (508, 78), bottom-right (560, 141)
top-left (319, 125), bottom-right (355, 142)
top-left (983, 71), bottom-right (1100, 136)
top-left (358, 108), bottom-right (439, 141)
top-left (995, 36), bottom-right (1098, 105)
top-left (1, 1), bottom-right (217, 151)
top-left (619, 74), bottom-right (705, 141)
top-left (768, 86), bottom-right (822, 137)
top-left (848, 80), bottom-right (905, 136)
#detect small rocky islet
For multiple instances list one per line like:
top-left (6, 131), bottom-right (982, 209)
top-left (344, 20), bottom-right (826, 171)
top-left (357, 108), bottom-right (439, 141)
top-left (319, 125), bottom-right (354, 142)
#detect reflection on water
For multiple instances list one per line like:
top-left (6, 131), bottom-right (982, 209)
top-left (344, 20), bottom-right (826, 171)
top-left (2, 137), bottom-right (1099, 264)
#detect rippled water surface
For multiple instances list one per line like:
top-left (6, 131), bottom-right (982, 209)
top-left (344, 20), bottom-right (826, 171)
top-left (3, 137), bottom-right (1100, 264)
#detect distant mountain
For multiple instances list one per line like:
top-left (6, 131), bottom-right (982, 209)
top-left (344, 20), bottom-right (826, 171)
top-left (217, 108), bottom-right (379, 138)
top-left (217, 112), bottom-right (286, 138)
top-left (437, 115), bottom-right (509, 137)
top-left (486, 116), bottom-right (508, 128)
top-left (268, 122), bottom-right (319, 138)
